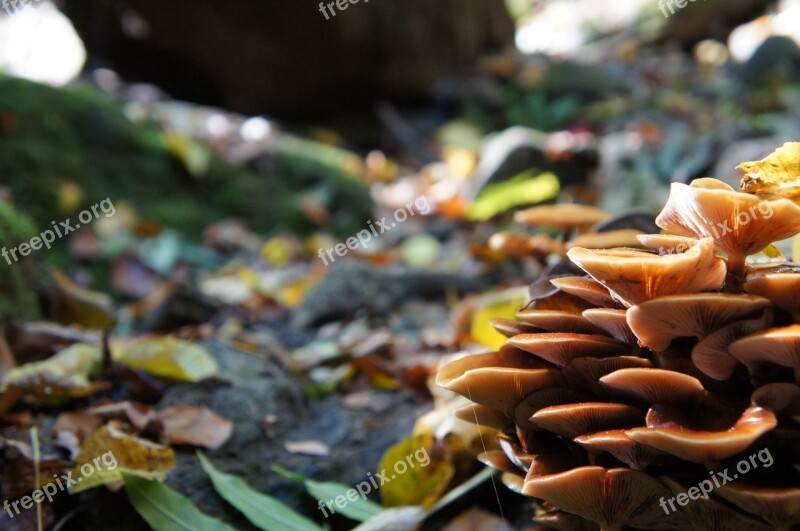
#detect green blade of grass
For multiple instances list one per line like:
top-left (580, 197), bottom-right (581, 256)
top-left (123, 474), bottom-right (235, 531)
top-left (197, 452), bottom-right (324, 531)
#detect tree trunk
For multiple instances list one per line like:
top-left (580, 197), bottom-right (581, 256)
top-left (62, 0), bottom-right (515, 119)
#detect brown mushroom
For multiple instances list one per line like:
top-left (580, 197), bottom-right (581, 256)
top-left (515, 309), bottom-right (605, 335)
top-left (626, 406), bottom-right (778, 463)
top-left (691, 310), bottom-right (773, 380)
top-left (599, 368), bottom-right (705, 406)
top-left (530, 403), bottom-right (644, 439)
top-left (574, 430), bottom-right (665, 471)
top-left (636, 233), bottom-right (697, 255)
top-left (549, 276), bottom-right (622, 308)
top-left (728, 325), bottom-right (800, 382)
top-left (455, 403), bottom-right (512, 430)
top-left (514, 204), bottom-right (610, 234)
top-left (569, 230), bottom-right (646, 250)
top-left (751, 383), bottom-right (800, 417)
top-left (626, 293), bottom-right (771, 351)
top-left (655, 178), bottom-right (800, 282)
top-left (744, 273), bottom-right (800, 321)
top-left (566, 238), bottom-right (726, 307)
top-left (489, 318), bottom-right (542, 338)
top-left (563, 357), bottom-right (654, 401)
top-left (659, 477), bottom-right (773, 531)
top-left (582, 308), bottom-right (638, 345)
top-left (509, 333), bottom-right (629, 367)
top-left (522, 466), bottom-right (680, 531)
top-left (715, 483), bottom-right (800, 531)
top-left (441, 367), bottom-right (563, 412)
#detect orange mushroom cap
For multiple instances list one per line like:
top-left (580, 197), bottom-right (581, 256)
top-left (566, 238), bottom-right (726, 307)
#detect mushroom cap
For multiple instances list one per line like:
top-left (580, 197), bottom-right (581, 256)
top-left (566, 238), bottom-right (726, 307)
top-left (530, 403), bottom-right (645, 439)
top-left (691, 310), bottom-right (773, 380)
top-left (515, 309), bottom-right (604, 335)
top-left (751, 383), bottom-right (800, 417)
top-left (626, 406), bottom-right (778, 463)
top-left (636, 234), bottom-right (697, 255)
top-left (550, 276), bottom-right (622, 308)
top-left (514, 204), bottom-right (610, 230)
top-left (454, 403), bottom-right (511, 430)
top-left (569, 230), bottom-right (646, 250)
top-left (563, 356), bottom-right (654, 400)
top-left (728, 325), bottom-right (800, 381)
top-left (533, 511), bottom-right (600, 531)
top-left (660, 477), bottom-right (773, 531)
top-left (626, 293), bottom-right (772, 352)
top-left (441, 367), bottom-right (563, 412)
top-left (599, 368), bottom-right (705, 406)
top-left (574, 430), bottom-right (664, 471)
top-left (744, 273), bottom-right (800, 314)
top-left (522, 466), bottom-right (678, 530)
top-left (655, 178), bottom-right (800, 265)
top-left (489, 317), bottom-right (542, 338)
top-left (479, 450), bottom-right (526, 475)
top-left (582, 308), bottom-right (638, 345)
top-left (508, 333), bottom-right (629, 367)
top-left (436, 347), bottom-right (551, 387)
top-left (715, 483), bottom-right (800, 530)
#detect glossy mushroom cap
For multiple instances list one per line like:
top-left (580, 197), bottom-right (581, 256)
top-left (514, 204), bottom-right (610, 233)
top-left (567, 238), bottom-right (726, 307)
top-left (626, 293), bottom-right (771, 351)
top-left (655, 178), bottom-right (800, 276)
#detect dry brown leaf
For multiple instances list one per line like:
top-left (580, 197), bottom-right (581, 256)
top-left (156, 406), bottom-right (233, 450)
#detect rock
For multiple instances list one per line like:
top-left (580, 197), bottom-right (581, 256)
top-left (465, 127), bottom-right (598, 200)
top-left (292, 261), bottom-right (487, 328)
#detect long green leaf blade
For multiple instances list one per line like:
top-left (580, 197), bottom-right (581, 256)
top-left (123, 474), bottom-right (235, 531)
top-left (197, 452), bottom-right (324, 531)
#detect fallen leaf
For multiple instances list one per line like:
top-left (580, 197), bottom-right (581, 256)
top-left (87, 401), bottom-right (156, 430)
top-left (469, 288), bottom-right (529, 350)
top-left (70, 425), bottom-right (175, 494)
top-left (379, 433), bottom-right (453, 508)
top-left (739, 142), bottom-right (800, 201)
top-left (2, 344), bottom-right (108, 400)
top-left (284, 440), bottom-right (330, 457)
top-left (51, 270), bottom-right (117, 329)
top-left (157, 406), bottom-right (233, 450)
top-left (113, 337), bottom-right (218, 382)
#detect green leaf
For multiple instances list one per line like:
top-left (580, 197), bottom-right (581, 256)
top-left (123, 474), bottom-right (235, 531)
top-left (467, 171), bottom-right (560, 221)
top-left (197, 453), bottom-right (324, 531)
top-left (272, 465), bottom-right (382, 523)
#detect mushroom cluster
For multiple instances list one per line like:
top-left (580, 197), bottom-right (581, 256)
top-left (438, 174), bottom-right (800, 530)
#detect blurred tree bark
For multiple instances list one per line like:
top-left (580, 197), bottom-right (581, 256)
top-left (659, 0), bottom-right (774, 47)
top-left (62, 0), bottom-right (514, 119)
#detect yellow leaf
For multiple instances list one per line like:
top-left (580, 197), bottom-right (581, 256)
top-left (2, 344), bottom-right (105, 399)
top-left (275, 277), bottom-right (316, 309)
top-left (739, 142), bottom-right (800, 201)
top-left (52, 270), bottom-right (117, 329)
top-left (470, 287), bottom-right (529, 350)
top-left (113, 338), bottom-right (218, 382)
top-left (378, 433), bottom-right (453, 508)
top-left (70, 425), bottom-right (175, 493)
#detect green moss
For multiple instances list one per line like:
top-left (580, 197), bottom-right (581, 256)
top-left (0, 75), bottom-right (372, 241)
top-left (0, 202), bottom-right (42, 320)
